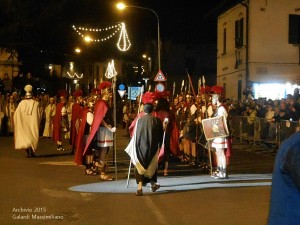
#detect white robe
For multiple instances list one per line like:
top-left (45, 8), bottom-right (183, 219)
top-left (42, 103), bottom-right (56, 137)
top-left (14, 99), bottom-right (41, 151)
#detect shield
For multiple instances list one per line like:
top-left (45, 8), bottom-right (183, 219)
top-left (201, 115), bottom-right (229, 140)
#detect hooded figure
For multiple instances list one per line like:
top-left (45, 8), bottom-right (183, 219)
top-left (125, 103), bottom-right (164, 196)
top-left (14, 84), bottom-right (41, 157)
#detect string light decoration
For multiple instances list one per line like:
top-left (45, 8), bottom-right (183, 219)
top-left (72, 22), bottom-right (131, 51)
top-left (72, 24), bottom-right (121, 42)
top-left (67, 71), bottom-right (83, 79)
top-left (105, 60), bottom-right (118, 79)
top-left (117, 23), bottom-right (131, 51)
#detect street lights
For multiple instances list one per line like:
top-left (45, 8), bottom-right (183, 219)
top-left (116, 2), bottom-right (161, 70)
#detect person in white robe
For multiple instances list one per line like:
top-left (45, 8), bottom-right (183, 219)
top-left (14, 85), bottom-right (41, 157)
top-left (42, 97), bottom-right (56, 138)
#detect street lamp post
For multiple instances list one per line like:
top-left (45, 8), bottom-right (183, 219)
top-left (116, 3), bottom-right (161, 70)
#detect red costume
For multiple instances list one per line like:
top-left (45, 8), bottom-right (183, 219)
top-left (82, 99), bottom-right (108, 156)
top-left (70, 102), bottom-right (82, 147)
top-left (74, 106), bottom-right (89, 165)
top-left (52, 102), bottom-right (64, 143)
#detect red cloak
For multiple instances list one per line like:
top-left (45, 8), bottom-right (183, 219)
top-left (129, 112), bottom-right (145, 138)
top-left (52, 102), bottom-right (64, 142)
top-left (70, 102), bottom-right (83, 147)
top-left (74, 107), bottom-right (89, 165)
top-left (153, 110), bottom-right (180, 157)
top-left (82, 99), bottom-right (108, 156)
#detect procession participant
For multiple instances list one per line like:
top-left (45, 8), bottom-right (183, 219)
top-left (69, 90), bottom-right (83, 154)
top-left (128, 91), bottom-right (156, 137)
top-left (153, 94), bottom-right (180, 176)
top-left (74, 97), bottom-right (95, 170)
top-left (125, 102), bottom-right (164, 196)
top-left (211, 93), bottom-right (230, 179)
top-left (53, 90), bottom-right (69, 151)
top-left (42, 97), bottom-right (56, 138)
top-left (182, 96), bottom-right (198, 165)
top-left (13, 84), bottom-right (41, 158)
top-left (5, 95), bottom-right (17, 136)
top-left (82, 81), bottom-right (116, 181)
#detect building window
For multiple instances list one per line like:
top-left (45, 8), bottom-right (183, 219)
top-left (289, 14), bottom-right (300, 44)
top-left (235, 18), bottom-right (244, 48)
top-left (223, 28), bottom-right (227, 55)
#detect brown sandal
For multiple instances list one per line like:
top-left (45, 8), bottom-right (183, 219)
top-left (99, 174), bottom-right (114, 181)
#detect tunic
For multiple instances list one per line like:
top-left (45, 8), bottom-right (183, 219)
top-left (42, 103), bottom-right (56, 137)
top-left (212, 105), bottom-right (228, 149)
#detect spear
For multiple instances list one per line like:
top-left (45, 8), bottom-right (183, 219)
top-left (172, 82), bottom-right (176, 102)
top-left (181, 80), bottom-right (184, 95)
top-left (186, 68), bottom-right (197, 100)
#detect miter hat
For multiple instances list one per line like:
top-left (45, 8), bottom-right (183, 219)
top-left (98, 81), bottom-right (112, 90)
top-left (24, 84), bottom-right (33, 99)
top-left (142, 91), bottom-right (157, 104)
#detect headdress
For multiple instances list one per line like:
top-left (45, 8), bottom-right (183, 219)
top-left (98, 81), bottom-right (112, 90)
top-left (57, 89), bottom-right (68, 99)
top-left (211, 85), bottom-right (224, 94)
top-left (24, 84), bottom-right (33, 99)
top-left (73, 90), bottom-right (83, 98)
top-left (142, 92), bottom-right (157, 104)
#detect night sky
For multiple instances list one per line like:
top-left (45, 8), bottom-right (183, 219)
top-left (0, 0), bottom-right (240, 73)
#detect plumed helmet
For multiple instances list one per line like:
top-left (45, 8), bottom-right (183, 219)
top-left (24, 84), bottom-right (33, 99)
top-left (98, 81), bottom-right (112, 90)
top-left (142, 92), bottom-right (157, 104)
top-left (73, 90), bottom-right (83, 98)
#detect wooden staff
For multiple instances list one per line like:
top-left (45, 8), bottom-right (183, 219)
top-left (126, 85), bottom-right (144, 188)
top-left (186, 69), bottom-right (197, 100)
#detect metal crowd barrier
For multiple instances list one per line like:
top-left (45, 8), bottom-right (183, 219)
top-left (229, 116), bottom-right (300, 151)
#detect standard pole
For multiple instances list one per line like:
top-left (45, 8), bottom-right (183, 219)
top-left (113, 75), bottom-right (118, 180)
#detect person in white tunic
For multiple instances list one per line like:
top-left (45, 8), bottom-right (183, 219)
top-left (211, 94), bottom-right (229, 179)
top-left (42, 97), bottom-right (56, 138)
top-left (13, 85), bottom-right (41, 157)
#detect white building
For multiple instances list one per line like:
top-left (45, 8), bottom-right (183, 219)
top-left (217, 0), bottom-right (300, 100)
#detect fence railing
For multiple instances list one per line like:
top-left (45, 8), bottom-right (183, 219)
top-left (229, 116), bottom-right (300, 149)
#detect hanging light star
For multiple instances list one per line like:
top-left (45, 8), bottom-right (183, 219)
top-left (105, 60), bottom-right (118, 79)
top-left (117, 22), bottom-right (131, 51)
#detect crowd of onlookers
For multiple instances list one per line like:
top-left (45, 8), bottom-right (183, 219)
top-left (225, 87), bottom-right (300, 142)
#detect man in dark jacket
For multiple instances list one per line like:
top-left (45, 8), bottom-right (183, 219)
top-left (267, 131), bottom-right (300, 225)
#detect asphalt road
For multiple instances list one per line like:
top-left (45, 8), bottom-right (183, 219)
top-left (0, 128), bottom-right (277, 225)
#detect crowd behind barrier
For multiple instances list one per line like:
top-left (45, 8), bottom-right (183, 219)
top-left (229, 115), bottom-right (300, 149)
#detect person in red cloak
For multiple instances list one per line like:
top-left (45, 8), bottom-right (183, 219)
top-left (128, 91), bottom-right (156, 137)
top-left (74, 97), bottom-right (97, 174)
top-left (53, 90), bottom-right (69, 151)
top-left (153, 94), bottom-right (180, 176)
top-left (69, 90), bottom-right (83, 154)
top-left (82, 81), bottom-right (116, 181)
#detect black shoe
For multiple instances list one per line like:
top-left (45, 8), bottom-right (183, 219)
top-left (28, 147), bottom-right (35, 157)
top-left (25, 149), bottom-right (31, 158)
top-left (150, 184), bottom-right (160, 192)
top-left (136, 189), bottom-right (143, 196)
